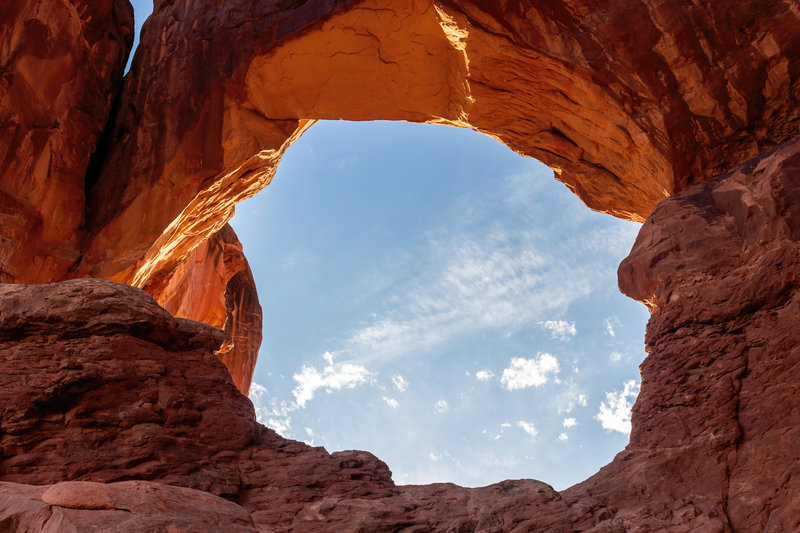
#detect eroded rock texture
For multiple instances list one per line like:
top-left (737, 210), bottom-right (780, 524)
top-left (0, 0), bottom-right (133, 283)
top-left (1, 0), bottom-right (799, 391)
top-left (1, 136), bottom-right (799, 530)
top-left (0, 481), bottom-right (258, 533)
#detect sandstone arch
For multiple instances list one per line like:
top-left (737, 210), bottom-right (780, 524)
top-left (69, 0), bottom-right (800, 390)
top-left (2, 0), bottom-right (800, 529)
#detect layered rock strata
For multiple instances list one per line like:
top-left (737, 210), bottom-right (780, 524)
top-left (1, 0), bottom-right (800, 530)
top-left (1, 137), bottom-right (799, 529)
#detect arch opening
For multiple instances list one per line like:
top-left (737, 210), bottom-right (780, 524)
top-left (231, 119), bottom-right (649, 489)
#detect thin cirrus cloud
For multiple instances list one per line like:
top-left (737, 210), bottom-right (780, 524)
top-left (596, 380), bottom-right (641, 435)
top-left (391, 374), bottom-right (409, 392)
top-left (516, 420), bottom-right (538, 438)
top-left (249, 351), bottom-right (374, 434)
top-left (334, 171), bottom-right (637, 365)
top-left (382, 396), bottom-right (399, 409)
top-left (500, 353), bottom-right (560, 390)
top-left (539, 320), bottom-right (577, 340)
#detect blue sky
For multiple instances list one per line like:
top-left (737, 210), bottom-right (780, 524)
top-left (232, 121), bottom-right (648, 489)
top-left (128, 2), bottom-right (648, 490)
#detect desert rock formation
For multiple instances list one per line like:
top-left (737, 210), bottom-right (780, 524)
top-left (1, 0), bottom-right (800, 530)
top-left (2, 137), bottom-right (800, 528)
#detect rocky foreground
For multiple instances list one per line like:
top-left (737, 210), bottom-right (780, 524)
top-left (1, 0), bottom-right (799, 531)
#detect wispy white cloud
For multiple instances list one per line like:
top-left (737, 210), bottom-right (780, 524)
top-left (609, 351), bottom-right (622, 363)
top-left (249, 382), bottom-right (295, 436)
top-left (540, 320), bottom-right (577, 340)
top-left (557, 387), bottom-right (589, 414)
top-left (475, 369), bottom-right (495, 381)
top-left (383, 396), bottom-right (399, 409)
top-left (501, 353), bottom-right (560, 390)
top-left (292, 352), bottom-right (371, 408)
top-left (516, 420), bottom-right (537, 438)
top-left (596, 380), bottom-right (640, 435)
top-left (435, 400), bottom-right (449, 413)
top-left (563, 417), bottom-right (577, 428)
top-left (281, 247), bottom-right (316, 271)
top-left (558, 433), bottom-right (568, 441)
top-left (604, 317), bottom-right (618, 337)
top-left (392, 374), bottom-right (408, 392)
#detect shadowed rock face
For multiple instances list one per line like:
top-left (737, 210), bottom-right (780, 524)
top-left (1, 0), bottom-right (799, 530)
top-left (1, 139), bottom-right (799, 530)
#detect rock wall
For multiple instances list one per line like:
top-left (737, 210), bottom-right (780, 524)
top-left (1, 139), bottom-right (799, 530)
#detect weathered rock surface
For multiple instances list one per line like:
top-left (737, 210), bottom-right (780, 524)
top-left (0, 0), bottom-right (133, 284)
top-left (146, 224), bottom-right (263, 394)
top-left (1, 134), bottom-right (799, 533)
top-left (0, 480), bottom-right (257, 532)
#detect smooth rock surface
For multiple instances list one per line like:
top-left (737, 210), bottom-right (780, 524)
top-left (75, 0), bottom-right (800, 388)
top-left (2, 0), bottom-right (799, 395)
top-left (0, 480), bottom-right (257, 532)
top-left (146, 224), bottom-right (263, 394)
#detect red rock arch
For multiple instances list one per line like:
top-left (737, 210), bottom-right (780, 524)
top-left (67, 0), bottom-right (800, 391)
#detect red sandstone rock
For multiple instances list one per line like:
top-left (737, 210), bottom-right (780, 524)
top-left (0, 0), bottom-right (800, 530)
top-left (147, 224), bottom-right (262, 394)
top-left (2, 140), bottom-right (800, 532)
top-left (2, 0), bottom-right (798, 395)
top-left (0, 480), bottom-right (257, 532)
top-left (0, 0), bottom-right (132, 284)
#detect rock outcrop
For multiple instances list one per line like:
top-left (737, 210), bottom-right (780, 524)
top-left (0, 481), bottom-right (258, 533)
top-left (2, 0), bottom-right (799, 394)
top-left (1, 0), bottom-right (800, 530)
top-left (0, 0), bottom-right (133, 284)
top-left (2, 131), bottom-right (799, 531)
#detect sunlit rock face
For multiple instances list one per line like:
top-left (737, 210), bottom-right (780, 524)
top-left (1, 144), bottom-right (799, 531)
top-left (0, 0), bottom-right (132, 284)
top-left (1, 0), bottom-right (800, 529)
